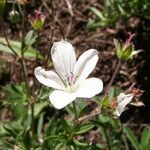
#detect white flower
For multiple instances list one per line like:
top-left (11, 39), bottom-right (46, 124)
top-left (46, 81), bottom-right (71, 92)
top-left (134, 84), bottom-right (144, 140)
top-left (114, 93), bottom-right (133, 116)
top-left (34, 40), bottom-right (103, 109)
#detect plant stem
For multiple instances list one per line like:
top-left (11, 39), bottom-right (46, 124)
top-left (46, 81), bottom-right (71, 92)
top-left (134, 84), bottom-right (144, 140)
top-left (78, 108), bottom-right (101, 122)
top-left (45, 26), bottom-right (54, 69)
top-left (20, 4), bottom-right (30, 96)
top-left (3, 30), bottom-right (18, 56)
top-left (20, 4), bottom-right (34, 139)
top-left (104, 59), bottom-right (122, 96)
top-left (31, 101), bottom-right (35, 137)
top-left (30, 29), bottom-right (40, 139)
top-left (72, 101), bottom-right (78, 121)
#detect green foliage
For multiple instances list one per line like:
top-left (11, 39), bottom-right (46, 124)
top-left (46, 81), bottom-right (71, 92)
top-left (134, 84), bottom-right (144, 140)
top-left (87, 0), bottom-right (150, 29)
top-left (124, 126), bottom-right (150, 150)
top-left (75, 124), bottom-right (95, 135)
top-left (93, 114), bottom-right (123, 149)
top-left (25, 30), bottom-right (38, 48)
top-left (3, 83), bottom-right (28, 119)
top-left (140, 127), bottom-right (150, 149)
top-left (0, 82), bottom-right (149, 149)
top-left (0, 37), bottom-right (43, 59)
top-left (0, 83), bottom-right (50, 149)
top-left (124, 126), bottom-right (142, 150)
top-left (87, 7), bottom-right (115, 29)
top-left (108, 87), bottom-right (120, 100)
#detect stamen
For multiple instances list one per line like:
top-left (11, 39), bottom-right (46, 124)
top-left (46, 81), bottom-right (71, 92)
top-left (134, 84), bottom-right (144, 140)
top-left (66, 72), bottom-right (76, 86)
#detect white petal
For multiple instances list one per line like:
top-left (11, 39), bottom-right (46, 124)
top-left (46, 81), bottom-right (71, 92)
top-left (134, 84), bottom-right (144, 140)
top-left (75, 77), bottom-right (103, 98)
top-left (51, 40), bottom-right (76, 81)
top-left (34, 67), bottom-right (65, 90)
top-left (74, 49), bottom-right (99, 83)
top-left (49, 90), bottom-right (77, 109)
top-left (115, 93), bottom-right (133, 116)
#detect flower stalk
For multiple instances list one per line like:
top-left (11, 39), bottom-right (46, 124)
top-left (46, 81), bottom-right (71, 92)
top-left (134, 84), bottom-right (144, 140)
top-left (104, 59), bottom-right (122, 96)
top-left (20, 4), bottom-right (35, 139)
top-left (20, 4), bottom-right (30, 97)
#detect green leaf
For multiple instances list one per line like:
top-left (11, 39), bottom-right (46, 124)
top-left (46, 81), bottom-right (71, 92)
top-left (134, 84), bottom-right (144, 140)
top-left (3, 83), bottom-right (28, 119)
top-left (37, 86), bottom-right (52, 101)
top-left (124, 126), bottom-right (141, 150)
top-left (140, 127), bottom-right (150, 149)
top-left (37, 113), bottom-right (44, 136)
top-left (3, 126), bottom-right (18, 138)
top-left (87, 20), bottom-right (102, 29)
top-left (44, 134), bottom-right (68, 142)
top-left (0, 141), bottom-right (14, 150)
top-left (25, 30), bottom-right (37, 46)
top-left (89, 7), bottom-right (105, 20)
top-left (33, 101), bottom-right (48, 117)
top-left (75, 124), bottom-right (95, 135)
top-left (54, 142), bottom-right (68, 150)
top-left (4, 83), bottom-right (28, 102)
top-left (73, 140), bottom-right (89, 147)
top-left (79, 105), bottom-right (90, 117)
top-left (0, 37), bottom-right (43, 59)
top-left (17, 128), bottom-right (32, 149)
top-left (61, 118), bottom-right (71, 133)
top-left (108, 87), bottom-right (121, 100)
top-left (45, 115), bottom-right (58, 136)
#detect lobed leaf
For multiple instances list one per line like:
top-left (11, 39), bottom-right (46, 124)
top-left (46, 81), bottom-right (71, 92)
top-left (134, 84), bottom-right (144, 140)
top-left (0, 37), bottom-right (43, 59)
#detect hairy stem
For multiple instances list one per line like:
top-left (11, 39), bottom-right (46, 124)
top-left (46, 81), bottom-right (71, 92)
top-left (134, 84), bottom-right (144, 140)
top-left (45, 26), bottom-right (54, 69)
top-left (104, 59), bottom-right (122, 96)
top-left (3, 30), bottom-right (18, 56)
top-left (20, 4), bottom-right (30, 96)
top-left (78, 108), bottom-right (101, 122)
top-left (20, 4), bottom-right (35, 139)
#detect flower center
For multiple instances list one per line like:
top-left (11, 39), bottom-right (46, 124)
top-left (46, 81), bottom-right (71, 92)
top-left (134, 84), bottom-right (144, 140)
top-left (66, 72), bottom-right (76, 86)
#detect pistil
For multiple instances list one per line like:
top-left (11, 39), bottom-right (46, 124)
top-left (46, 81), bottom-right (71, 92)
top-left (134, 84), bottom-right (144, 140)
top-left (67, 72), bottom-right (76, 86)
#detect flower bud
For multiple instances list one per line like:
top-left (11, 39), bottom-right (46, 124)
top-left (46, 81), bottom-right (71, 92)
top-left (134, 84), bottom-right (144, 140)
top-left (9, 10), bottom-right (20, 24)
top-left (110, 99), bottom-right (118, 109)
top-left (100, 96), bottom-right (111, 109)
top-left (114, 33), bottom-right (142, 61)
top-left (28, 10), bottom-right (46, 30)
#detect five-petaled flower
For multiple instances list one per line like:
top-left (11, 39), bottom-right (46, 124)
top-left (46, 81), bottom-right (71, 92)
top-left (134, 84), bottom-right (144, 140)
top-left (114, 93), bottom-right (133, 116)
top-left (34, 40), bottom-right (103, 109)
